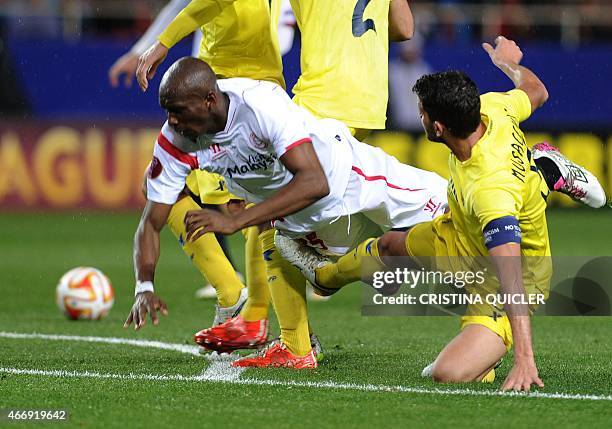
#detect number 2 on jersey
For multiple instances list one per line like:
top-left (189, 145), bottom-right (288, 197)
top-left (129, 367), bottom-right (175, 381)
top-left (352, 0), bottom-right (376, 37)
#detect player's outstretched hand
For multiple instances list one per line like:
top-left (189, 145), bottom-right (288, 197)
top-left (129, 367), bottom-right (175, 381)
top-left (108, 52), bottom-right (139, 88)
top-left (124, 291), bottom-right (168, 330)
top-left (483, 36), bottom-right (523, 68)
top-left (501, 358), bottom-right (544, 392)
top-left (136, 41), bottom-right (169, 92)
top-left (184, 209), bottom-right (240, 241)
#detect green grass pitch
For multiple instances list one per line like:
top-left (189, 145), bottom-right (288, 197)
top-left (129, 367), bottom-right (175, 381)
top-left (1, 210), bottom-right (611, 428)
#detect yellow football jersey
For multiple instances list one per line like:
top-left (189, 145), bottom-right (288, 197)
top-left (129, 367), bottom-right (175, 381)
top-left (438, 89), bottom-right (551, 259)
top-left (158, 0), bottom-right (285, 88)
top-left (290, 0), bottom-right (390, 129)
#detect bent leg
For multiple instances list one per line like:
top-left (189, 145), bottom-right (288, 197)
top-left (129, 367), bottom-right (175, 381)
top-left (430, 316), bottom-right (512, 383)
top-left (166, 196), bottom-right (244, 307)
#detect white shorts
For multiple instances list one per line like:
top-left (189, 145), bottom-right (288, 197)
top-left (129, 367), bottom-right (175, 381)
top-left (277, 139), bottom-right (448, 255)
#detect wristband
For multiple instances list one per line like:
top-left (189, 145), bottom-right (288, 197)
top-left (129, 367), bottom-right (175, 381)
top-left (135, 281), bottom-right (154, 296)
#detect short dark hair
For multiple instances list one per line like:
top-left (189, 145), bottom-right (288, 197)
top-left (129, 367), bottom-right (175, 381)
top-left (412, 71), bottom-right (481, 138)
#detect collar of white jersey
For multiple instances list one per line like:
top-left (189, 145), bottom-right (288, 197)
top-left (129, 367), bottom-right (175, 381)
top-left (215, 79), bottom-right (238, 137)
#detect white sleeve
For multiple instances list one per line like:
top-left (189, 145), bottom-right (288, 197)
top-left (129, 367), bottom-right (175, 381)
top-left (246, 83), bottom-right (312, 158)
top-left (131, 0), bottom-right (191, 55)
top-left (146, 123), bottom-right (195, 205)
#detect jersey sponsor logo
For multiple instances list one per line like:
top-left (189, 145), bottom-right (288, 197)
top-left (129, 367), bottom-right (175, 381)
top-left (249, 132), bottom-right (269, 149)
top-left (148, 156), bottom-right (163, 179)
top-left (225, 153), bottom-right (277, 178)
top-left (352, 0), bottom-right (376, 37)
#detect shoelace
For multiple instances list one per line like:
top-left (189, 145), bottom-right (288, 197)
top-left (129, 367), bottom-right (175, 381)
top-left (559, 166), bottom-right (587, 199)
top-left (567, 184), bottom-right (587, 199)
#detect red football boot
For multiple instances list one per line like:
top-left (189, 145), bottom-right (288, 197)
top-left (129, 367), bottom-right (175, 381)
top-left (194, 315), bottom-right (268, 352)
top-left (231, 340), bottom-right (318, 368)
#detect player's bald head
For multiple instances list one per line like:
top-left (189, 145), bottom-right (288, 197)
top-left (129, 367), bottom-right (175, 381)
top-left (159, 57), bottom-right (217, 106)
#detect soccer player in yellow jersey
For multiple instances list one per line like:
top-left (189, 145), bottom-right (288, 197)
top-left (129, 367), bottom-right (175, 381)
top-left (282, 37), bottom-right (551, 389)
top-left (290, 0), bottom-right (413, 139)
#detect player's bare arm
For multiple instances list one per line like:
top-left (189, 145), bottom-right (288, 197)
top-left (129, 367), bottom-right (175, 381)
top-left (136, 0), bottom-right (238, 92)
top-left (489, 242), bottom-right (544, 392)
top-left (483, 36), bottom-right (549, 112)
top-left (389, 0), bottom-right (414, 42)
top-left (109, 52), bottom-right (140, 88)
top-left (184, 142), bottom-right (330, 241)
top-left (111, 0), bottom-right (191, 89)
top-left (124, 200), bottom-right (171, 330)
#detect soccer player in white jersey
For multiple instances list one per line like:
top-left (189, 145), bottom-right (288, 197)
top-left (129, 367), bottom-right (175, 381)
top-left (125, 57), bottom-right (448, 366)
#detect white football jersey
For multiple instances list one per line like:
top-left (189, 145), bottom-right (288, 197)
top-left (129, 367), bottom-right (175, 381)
top-left (147, 78), bottom-right (354, 233)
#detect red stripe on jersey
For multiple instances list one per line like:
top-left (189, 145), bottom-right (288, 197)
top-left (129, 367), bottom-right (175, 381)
top-left (351, 166), bottom-right (425, 192)
top-left (157, 132), bottom-right (199, 169)
top-left (285, 138), bottom-right (312, 152)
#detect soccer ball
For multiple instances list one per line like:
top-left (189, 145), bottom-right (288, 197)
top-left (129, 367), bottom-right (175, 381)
top-left (56, 267), bottom-right (114, 320)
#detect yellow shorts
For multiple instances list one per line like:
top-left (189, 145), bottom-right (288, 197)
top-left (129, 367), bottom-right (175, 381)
top-left (461, 315), bottom-right (513, 351)
top-left (185, 170), bottom-right (239, 206)
top-left (405, 215), bottom-right (513, 350)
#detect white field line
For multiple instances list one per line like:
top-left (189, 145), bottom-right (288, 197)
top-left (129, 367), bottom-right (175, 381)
top-left (0, 331), bottom-right (203, 357)
top-left (2, 331), bottom-right (612, 401)
top-left (1, 366), bottom-right (611, 402)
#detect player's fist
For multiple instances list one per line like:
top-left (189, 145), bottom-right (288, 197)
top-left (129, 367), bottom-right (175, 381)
top-left (482, 36), bottom-right (523, 67)
top-left (136, 41), bottom-right (169, 92)
top-left (124, 291), bottom-right (168, 330)
top-left (108, 52), bottom-right (139, 88)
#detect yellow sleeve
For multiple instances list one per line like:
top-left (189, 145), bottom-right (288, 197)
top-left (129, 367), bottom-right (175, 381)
top-left (471, 177), bottom-right (523, 230)
top-left (481, 89), bottom-right (532, 123)
top-left (158, 0), bottom-right (237, 48)
top-left (504, 89), bottom-right (533, 123)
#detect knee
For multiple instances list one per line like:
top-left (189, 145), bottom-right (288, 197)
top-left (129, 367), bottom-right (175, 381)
top-left (430, 363), bottom-right (476, 383)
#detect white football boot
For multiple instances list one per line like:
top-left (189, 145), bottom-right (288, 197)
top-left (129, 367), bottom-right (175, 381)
top-left (533, 142), bottom-right (608, 208)
top-left (274, 233), bottom-right (338, 297)
top-left (212, 287), bottom-right (248, 326)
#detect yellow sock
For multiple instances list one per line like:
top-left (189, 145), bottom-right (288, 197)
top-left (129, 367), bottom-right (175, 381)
top-left (316, 238), bottom-right (384, 289)
top-left (166, 197), bottom-right (244, 308)
top-left (259, 229), bottom-right (311, 357)
top-left (240, 226), bottom-right (270, 321)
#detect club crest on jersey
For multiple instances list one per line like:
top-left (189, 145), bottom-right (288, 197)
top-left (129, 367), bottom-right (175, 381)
top-left (249, 132), bottom-right (269, 149)
top-left (148, 156), bottom-right (163, 179)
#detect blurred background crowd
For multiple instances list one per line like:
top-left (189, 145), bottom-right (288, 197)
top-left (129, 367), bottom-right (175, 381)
top-left (2, 1), bottom-right (612, 43)
top-left (0, 1), bottom-right (610, 211)
top-left (1, 0), bottom-right (611, 127)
